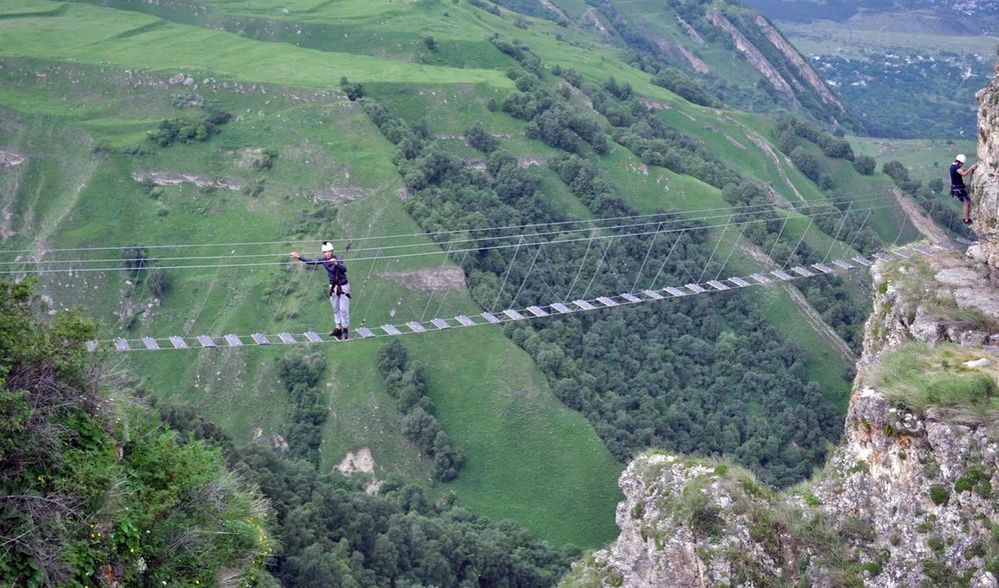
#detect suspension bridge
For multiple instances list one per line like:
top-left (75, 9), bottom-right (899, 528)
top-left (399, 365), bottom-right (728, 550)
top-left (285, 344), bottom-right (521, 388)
top-left (0, 192), bottom-right (980, 353)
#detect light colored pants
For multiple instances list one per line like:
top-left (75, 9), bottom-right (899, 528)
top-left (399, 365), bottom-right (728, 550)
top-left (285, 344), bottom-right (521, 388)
top-left (329, 283), bottom-right (350, 327)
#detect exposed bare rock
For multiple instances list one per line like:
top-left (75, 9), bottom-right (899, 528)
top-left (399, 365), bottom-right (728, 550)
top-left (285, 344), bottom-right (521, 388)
top-left (864, 249), bottom-right (999, 363)
top-left (973, 58), bottom-right (999, 269)
top-left (0, 148), bottom-right (25, 168)
top-left (752, 15), bottom-right (845, 111)
top-left (706, 11), bottom-right (801, 108)
top-left (332, 447), bottom-right (383, 494)
top-left (579, 8), bottom-right (614, 39)
top-left (379, 267), bottom-right (465, 291)
top-left (676, 46), bottom-right (710, 74)
top-left (676, 16), bottom-right (706, 46)
top-left (309, 185), bottom-right (370, 203)
top-left (131, 170), bottom-right (244, 191)
top-left (566, 247), bottom-right (999, 588)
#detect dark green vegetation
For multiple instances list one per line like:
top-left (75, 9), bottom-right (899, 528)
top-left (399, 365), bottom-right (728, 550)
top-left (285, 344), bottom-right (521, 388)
top-left (0, 280), bottom-right (273, 585)
top-left (377, 342), bottom-right (464, 483)
top-left (278, 354), bottom-right (329, 467)
top-left (160, 407), bottom-right (580, 587)
top-left (363, 88), bottom-right (845, 485)
top-left (0, 0), bottom-right (946, 561)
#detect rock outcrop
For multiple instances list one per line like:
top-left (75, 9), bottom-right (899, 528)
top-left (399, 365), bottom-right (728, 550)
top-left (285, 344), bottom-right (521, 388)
top-left (706, 11), bottom-right (801, 109)
top-left (974, 59), bottom-right (999, 269)
top-left (563, 249), bottom-right (999, 588)
top-left (752, 15), bottom-right (845, 112)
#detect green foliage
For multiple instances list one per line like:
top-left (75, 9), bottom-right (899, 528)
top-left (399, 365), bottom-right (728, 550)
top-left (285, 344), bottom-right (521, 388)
top-left (147, 106), bottom-right (231, 147)
top-left (420, 34), bottom-right (438, 52)
top-left (230, 442), bottom-right (577, 587)
top-left (929, 485), bottom-right (950, 506)
top-left (278, 355), bottom-right (328, 466)
top-left (853, 155), bottom-right (876, 175)
top-left (255, 148), bottom-right (279, 170)
top-left (0, 280), bottom-right (271, 586)
top-left (720, 181), bottom-right (877, 351)
top-left (377, 342), bottom-right (464, 482)
top-left (954, 464), bottom-right (992, 498)
top-left (340, 76), bottom-right (364, 101)
top-left (465, 121), bottom-right (499, 153)
top-left (630, 502), bottom-right (645, 520)
top-left (650, 67), bottom-right (717, 107)
top-left (362, 95), bottom-right (842, 487)
top-left (882, 160), bottom-right (971, 238)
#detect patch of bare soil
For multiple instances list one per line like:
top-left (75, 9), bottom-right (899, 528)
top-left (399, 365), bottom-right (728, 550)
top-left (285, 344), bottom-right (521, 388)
top-left (333, 446), bottom-right (375, 476)
top-left (0, 148), bottom-right (25, 168)
top-left (677, 46), bottom-right (710, 73)
top-left (131, 170), bottom-right (244, 191)
top-left (309, 185), bottom-right (370, 203)
top-left (234, 148), bottom-right (265, 170)
top-left (380, 267), bottom-right (466, 291)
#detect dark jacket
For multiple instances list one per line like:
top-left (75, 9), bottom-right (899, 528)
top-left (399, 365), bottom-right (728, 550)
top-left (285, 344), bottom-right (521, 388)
top-left (299, 254), bottom-right (348, 285)
top-left (950, 162), bottom-right (966, 188)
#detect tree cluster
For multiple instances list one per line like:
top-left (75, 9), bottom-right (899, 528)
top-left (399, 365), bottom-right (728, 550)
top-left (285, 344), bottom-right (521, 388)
top-left (377, 342), bottom-right (464, 482)
top-left (651, 67), bottom-right (717, 107)
top-left (340, 76), bottom-right (364, 101)
top-left (721, 181), bottom-right (875, 351)
top-left (557, 67), bottom-right (740, 188)
top-left (147, 107), bottom-right (231, 147)
top-left (279, 355), bottom-right (329, 467)
top-left (360, 97), bottom-right (844, 486)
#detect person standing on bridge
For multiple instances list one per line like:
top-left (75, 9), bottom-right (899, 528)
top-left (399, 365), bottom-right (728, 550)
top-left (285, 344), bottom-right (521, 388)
top-left (950, 153), bottom-right (978, 225)
top-left (290, 241), bottom-right (350, 340)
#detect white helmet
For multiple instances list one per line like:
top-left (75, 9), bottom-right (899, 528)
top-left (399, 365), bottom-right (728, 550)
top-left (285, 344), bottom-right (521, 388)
top-left (956, 154), bottom-right (967, 163)
top-left (321, 241), bottom-right (334, 252)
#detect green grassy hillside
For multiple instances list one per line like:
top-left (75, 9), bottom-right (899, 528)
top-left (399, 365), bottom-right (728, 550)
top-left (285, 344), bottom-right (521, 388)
top-left (0, 0), bottom-right (932, 554)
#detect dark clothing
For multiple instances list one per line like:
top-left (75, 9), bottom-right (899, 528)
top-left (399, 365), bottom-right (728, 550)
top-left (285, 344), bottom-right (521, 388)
top-left (950, 162), bottom-right (967, 188)
top-left (950, 162), bottom-right (972, 202)
top-left (299, 254), bottom-right (349, 286)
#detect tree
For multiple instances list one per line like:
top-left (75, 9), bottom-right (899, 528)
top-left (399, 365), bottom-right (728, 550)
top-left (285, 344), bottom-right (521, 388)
top-left (853, 154), bottom-right (876, 175)
top-left (465, 121), bottom-right (499, 153)
top-left (790, 147), bottom-right (821, 182)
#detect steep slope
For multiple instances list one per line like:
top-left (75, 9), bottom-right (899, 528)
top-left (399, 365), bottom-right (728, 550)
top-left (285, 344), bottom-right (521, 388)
top-left (0, 0), bottom-right (925, 551)
top-left (564, 246), bottom-right (999, 587)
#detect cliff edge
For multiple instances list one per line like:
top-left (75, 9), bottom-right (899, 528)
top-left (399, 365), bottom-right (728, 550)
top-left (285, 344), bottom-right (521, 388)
top-left (562, 248), bottom-right (998, 588)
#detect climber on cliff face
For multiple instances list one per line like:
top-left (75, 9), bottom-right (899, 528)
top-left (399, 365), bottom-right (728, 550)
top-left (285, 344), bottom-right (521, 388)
top-left (950, 153), bottom-right (978, 225)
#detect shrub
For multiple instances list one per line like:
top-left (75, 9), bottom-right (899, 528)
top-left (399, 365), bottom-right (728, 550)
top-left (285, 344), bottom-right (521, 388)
top-left (929, 485), bottom-right (950, 506)
top-left (853, 155), bottom-right (876, 175)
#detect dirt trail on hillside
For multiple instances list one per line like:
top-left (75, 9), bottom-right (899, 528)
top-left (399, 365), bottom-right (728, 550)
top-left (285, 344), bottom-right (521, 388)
top-left (889, 185), bottom-right (949, 243)
top-left (740, 243), bottom-right (857, 362)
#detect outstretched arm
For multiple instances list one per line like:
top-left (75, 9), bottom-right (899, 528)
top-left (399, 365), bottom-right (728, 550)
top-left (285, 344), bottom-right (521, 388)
top-left (959, 163), bottom-right (979, 176)
top-left (290, 252), bottom-right (320, 263)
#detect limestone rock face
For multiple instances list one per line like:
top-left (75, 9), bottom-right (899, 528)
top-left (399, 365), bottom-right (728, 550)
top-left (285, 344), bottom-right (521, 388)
top-left (564, 252), bottom-right (998, 588)
top-left (974, 59), bottom-right (999, 269)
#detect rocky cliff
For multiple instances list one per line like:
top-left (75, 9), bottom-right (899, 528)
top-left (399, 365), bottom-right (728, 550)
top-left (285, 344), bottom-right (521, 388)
top-left (974, 59), bottom-right (999, 269)
top-left (562, 248), bottom-right (999, 587)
